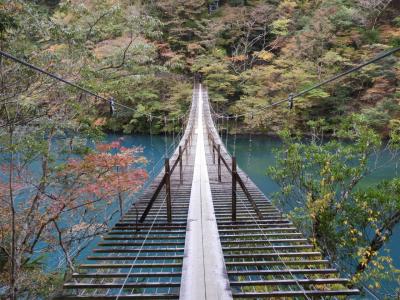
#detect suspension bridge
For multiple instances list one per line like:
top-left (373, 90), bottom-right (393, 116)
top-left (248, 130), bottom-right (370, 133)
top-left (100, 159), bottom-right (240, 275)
top-left (3, 47), bottom-right (399, 299)
top-left (53, 84), bottom-right (359, 299)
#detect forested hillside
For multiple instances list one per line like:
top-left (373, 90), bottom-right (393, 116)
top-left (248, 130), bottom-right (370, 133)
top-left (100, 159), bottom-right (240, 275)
top-left (2, 0), bottom-right (400, 136)
top-left (1, 1), bottom-right (400, 298)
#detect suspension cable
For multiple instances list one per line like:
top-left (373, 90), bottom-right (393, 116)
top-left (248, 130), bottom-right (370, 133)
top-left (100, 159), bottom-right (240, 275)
top-left (212, 46), bottom-right (400, 120)
top-left (0, 49), bottom-right (188, 121)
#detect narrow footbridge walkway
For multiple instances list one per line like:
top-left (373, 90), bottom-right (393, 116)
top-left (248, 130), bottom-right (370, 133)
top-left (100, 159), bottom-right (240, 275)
top-left (58, 85), bottom-right (359, 299)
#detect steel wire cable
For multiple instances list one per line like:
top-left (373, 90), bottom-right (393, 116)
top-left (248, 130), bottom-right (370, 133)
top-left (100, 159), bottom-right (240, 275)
top-left (0, 50), bottom-right (189, 121)
top-left (210, 46), bottom-right (400, 120)
top-left (213, 131), bottom-right (312, 300)
top-left (114, 92), bottom-right (197, 299)
top-left (204, 97), bottom-right (314, 299)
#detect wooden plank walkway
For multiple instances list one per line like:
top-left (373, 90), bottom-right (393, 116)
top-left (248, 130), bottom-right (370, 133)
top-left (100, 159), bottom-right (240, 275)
top-left (57, 84), bottom-right (359, 299)
top-left (57, 88), bottom-right (198, 299)
top-left (202, 88), bottom-right (359, 299)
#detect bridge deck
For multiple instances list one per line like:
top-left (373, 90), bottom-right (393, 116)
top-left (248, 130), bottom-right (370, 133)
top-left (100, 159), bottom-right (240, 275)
top-left (57, 85), bottom-right (359, 299)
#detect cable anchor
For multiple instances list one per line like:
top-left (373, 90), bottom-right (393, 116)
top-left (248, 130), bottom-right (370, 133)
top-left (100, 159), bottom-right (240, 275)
top-left (288, 93), bottom-right (294, 110)
top-left (109, 97), bottom-right (115, 116)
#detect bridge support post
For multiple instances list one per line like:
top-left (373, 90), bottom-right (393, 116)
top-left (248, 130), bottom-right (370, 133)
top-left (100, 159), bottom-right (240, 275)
top-left (217, 144), bottom-right (221, 182)
top-left (179, 146), bottom-right (183, 184)
top-left (165, 158), bottom-right (172, 224)
top-left (232, 157), bottom-right (237, 222)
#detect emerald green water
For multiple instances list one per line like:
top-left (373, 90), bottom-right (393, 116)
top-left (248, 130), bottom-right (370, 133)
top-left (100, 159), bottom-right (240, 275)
top-left (224, 134), bottom-right (399, 297)
top-left (47, 133), bottom-right (398, 295)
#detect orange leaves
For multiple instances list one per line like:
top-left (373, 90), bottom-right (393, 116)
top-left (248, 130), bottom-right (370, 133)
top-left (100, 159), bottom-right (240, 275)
top-left (93, 118), bottom-right (106, 127)
top-left (155, 42), bottom-right (176, 58)
top-left (61, 140), bottom-right (148, 207)
top-left (230, 55), bottom-right (247, 62)
top-left (95, 140), bottom-right (122, 152)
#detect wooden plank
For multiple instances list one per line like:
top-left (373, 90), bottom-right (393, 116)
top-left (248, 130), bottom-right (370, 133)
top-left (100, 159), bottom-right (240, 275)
top-left (227, 268), bottom-right (338, 276)
top-left (229, 278), bottom-right (350, 286)
top-left (139, 175), bottom-right (166, 223)
top-left (232, 289), bottom-right (360, 298)
top-left (64, 282), bottom-right (181, 288)
top-left (72, 272), bottom-right (182, 278)
top-left (55, 294), bottom-right (179, 300)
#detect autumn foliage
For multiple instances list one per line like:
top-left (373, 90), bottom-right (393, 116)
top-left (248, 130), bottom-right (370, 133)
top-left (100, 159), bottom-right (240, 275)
top-left (0, 139), bottom-right (147, 298)
top-left (61, 139), bottom-right (147, 207)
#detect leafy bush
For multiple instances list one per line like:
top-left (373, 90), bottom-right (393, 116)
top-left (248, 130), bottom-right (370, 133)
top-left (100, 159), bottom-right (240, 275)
top-left (361, 28), bottom-right (380, 43)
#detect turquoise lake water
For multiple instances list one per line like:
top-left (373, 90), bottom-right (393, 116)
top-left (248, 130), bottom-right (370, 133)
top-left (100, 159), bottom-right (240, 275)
top-left (48, 133), bottom-right (398, 296)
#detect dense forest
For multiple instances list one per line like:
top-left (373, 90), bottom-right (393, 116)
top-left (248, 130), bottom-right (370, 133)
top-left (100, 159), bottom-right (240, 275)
top-left (2, 0), bottom-right (400, 135)
top-left (1, 0), bottom-right (400, 298)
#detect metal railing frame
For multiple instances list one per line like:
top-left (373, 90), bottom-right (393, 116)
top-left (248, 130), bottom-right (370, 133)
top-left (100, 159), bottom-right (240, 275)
top-left (206, 127), bottom-right (263, 222)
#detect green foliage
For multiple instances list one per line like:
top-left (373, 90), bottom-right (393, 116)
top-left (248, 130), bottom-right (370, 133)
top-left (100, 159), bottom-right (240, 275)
top-left (361, 28), bottom-right (381, 43)
top-left (271, 18), bottom-right (290, 36)
top-left (192, 54), bottom-right (239, 104)
top-left (390, 37), bottom-right (400, 47)
top-left (3, 0), bottom-right (400, 297)
top-left (268, 121), bottom-right (400, 292)
top-left (395, 16), bottom-right (400, 27)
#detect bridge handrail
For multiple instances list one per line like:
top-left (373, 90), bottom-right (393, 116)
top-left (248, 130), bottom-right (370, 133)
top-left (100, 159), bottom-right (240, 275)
top-left (138, 84), bottom-right (199, 224)
top-left (202, 91), bottom-right (263, 221)
top-left (206, 126), bottom-right (263, 221)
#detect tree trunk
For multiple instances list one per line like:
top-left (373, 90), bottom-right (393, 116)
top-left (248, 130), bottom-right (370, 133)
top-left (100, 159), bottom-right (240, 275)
top-left (356, 211), bottom-right (400, 273)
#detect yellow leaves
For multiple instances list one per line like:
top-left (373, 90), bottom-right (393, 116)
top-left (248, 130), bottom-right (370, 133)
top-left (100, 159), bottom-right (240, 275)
top-left (320, 161), bottom-right (331, 176)
top-left (271, 18), bottom-right (290, 36)
top-left (254, 50), bottom-right (274, 62)
top-left (322, 50), bottom-right (348, 65)
top-left (278, 0), bottom-right (297, 15)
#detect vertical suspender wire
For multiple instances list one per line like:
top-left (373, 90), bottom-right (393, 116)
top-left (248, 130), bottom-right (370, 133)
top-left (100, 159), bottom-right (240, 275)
top-left (246, 113), bottom-right (254, 182)
top-left (246, 132), bottom-right (253, 182)
top-left (233, 114), bottom-right (238, 156)
top-left (237, 195), bottom-right (312, 300)
top-left (225, 116), bottom-right (229, 149)
top-left (164, 115), bottom-right (168, 158)
top-left (149, 115), bottom-right (155, 175)
top-left (172, 118), bottom-right (175, 148)
top-left (215, 114), bottom-right (220, 136)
